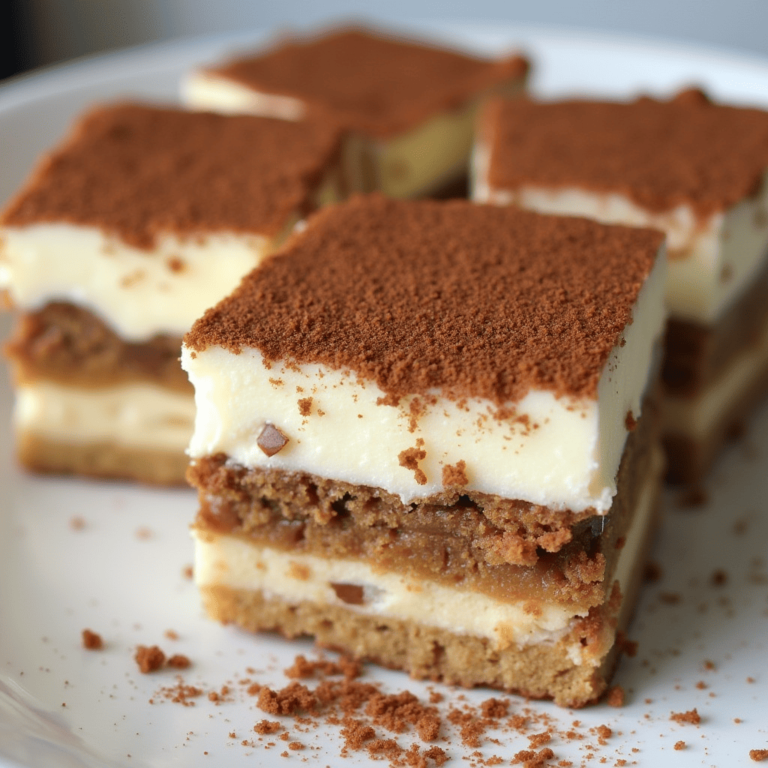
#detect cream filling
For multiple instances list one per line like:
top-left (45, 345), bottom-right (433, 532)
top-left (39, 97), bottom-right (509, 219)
top-left (184, 72), bottom-right (525, 199)
top-left (663, 306), bottom-right (768, 438)
top-left (0, 219), bottom-right (301, 342)
top-left (14, 382), bottom-right (195, 452)
top-left (473, 146), bottom-right (768, 325)
top-left (183, 252), bottom-right (665, 513)
top-left (193, 447), bottom-right (661, 662)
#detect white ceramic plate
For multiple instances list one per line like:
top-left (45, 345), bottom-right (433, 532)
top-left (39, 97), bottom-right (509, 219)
top-left (1, 23), bottom-right (768, 768)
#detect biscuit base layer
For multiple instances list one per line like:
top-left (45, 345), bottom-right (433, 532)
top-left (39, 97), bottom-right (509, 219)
top-left (199, 545), bottom-right (642, 709)
top-left (16, 430), bottom-right (189, 485)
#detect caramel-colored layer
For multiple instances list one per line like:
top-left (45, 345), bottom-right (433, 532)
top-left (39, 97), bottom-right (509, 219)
top-left (5, 303), bottom-right (190, 392)
top-left (189, 393), bottom-right (656, 608)
top-left (16, 430), bottom-right (189, 485)
top-left (201, 583), bottom-right (621, 708)
top-left (663, 261), bottom-right (768, 397)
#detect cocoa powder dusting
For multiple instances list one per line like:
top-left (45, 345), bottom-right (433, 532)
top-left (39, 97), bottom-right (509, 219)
top-left (209, 27), bottom-right (528, 138)
top-left (186, 195), bottom-right (660, 405)
top-left (1, 104), bottom-right (340, 247)
top-left (482, 93), bottom-right (768, 217)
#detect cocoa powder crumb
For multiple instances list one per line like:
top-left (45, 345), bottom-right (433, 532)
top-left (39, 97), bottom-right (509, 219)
top-left (255, 720), bottom-right (283, 735)
top-left (81, 629), bottom-right (103, 650)
top-left (442, 460), bottom-right (468, 488)
top-left (512, 747), bottom-right (555, 766)
top-left (674, 741), bottom-right (686, 750)
top-left (750, 750), bottom-right (768, 762)
top-left (167, 654), bottom-right (191, 669)
top-left (398, 445), bottom-right (427, 485)
top-left (606, 686), bottom-right (625, 707)
top-left (135, 645), bottom-right (165, 673)
top-left (298, 397), bottom-right (313, 416)
top-left (258, 682), bottom-right (318, 715)
top-left (710, 569), bottom-right (728, 586)
top-left (670, 708), bottom-right (701, 725)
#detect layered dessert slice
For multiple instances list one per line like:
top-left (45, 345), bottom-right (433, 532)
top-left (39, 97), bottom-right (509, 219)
top-left (183, 27), bottom-right (528, 199)
top-left (182, 194), bottom-right (666, 707)
top-left (474, 91), bottom-right (768, 482)
top-left (0, 103), bottom-right (341, 483)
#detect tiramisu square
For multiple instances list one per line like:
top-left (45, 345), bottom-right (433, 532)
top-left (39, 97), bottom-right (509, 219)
top-left (182, 195), bottom-right (666, 707)
top-left (474, 91), bottom-right (768, 482)
top-left (183, 27), bottom-right (529, 199)
top-left (0, 103), bottom-right (341, 483)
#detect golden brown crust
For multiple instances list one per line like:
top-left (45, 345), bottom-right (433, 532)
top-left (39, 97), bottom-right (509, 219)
top-left (185, 195), bottom-right (662, 404)
top-left (5, 304), bottom-right (190, 392)
top-left (208, 27), bottom-right (529, 138)
top-left (480, 92), bottom-right (768, 217)
top-left (16, 430), bottom-right (189, 485)
top-left (1, 103), bottom-right (341, 247)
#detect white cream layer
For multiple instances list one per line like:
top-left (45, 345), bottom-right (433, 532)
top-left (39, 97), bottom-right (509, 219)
top-left (183, 251), bottom-right (665, 513)
top-left (663, 303), bottom-right (768, 438)
top-left (473, 147), bottom-right (768, 325)
top-left (0, 224), bottom-right (289, 342)
top-left (193, 447), bottom-right (661, 661)
top-left (15, 381), bottom-right (195, 452)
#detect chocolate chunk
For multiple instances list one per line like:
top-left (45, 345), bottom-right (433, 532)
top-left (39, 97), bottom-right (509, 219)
top-left (331, 583), bottom-right (365, 605)
top-left (257, 424), bottom-right (289, 456)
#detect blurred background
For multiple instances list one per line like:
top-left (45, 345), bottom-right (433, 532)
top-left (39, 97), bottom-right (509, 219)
top-left (3, 0), bottom-right (768, 80)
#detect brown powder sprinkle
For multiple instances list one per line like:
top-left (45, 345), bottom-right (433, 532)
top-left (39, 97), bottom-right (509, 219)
top-left (605, 686), bottom-right (625, 707)
top-left (81, 629), bottom-right (103, 650)
top-left (167, 654), bottom-right (191, 670)
top-left (135, 645), bottom-right (165, 673)
top-left (298, 396), bottom-right (313, 416)
top-left (185, 196), bottom-right (661, 405)
top-left (674, 741), bottom-right (686, 750)
top-left (442, 459), bottom-right (468, 488)
top-left (511, 747), bottom-right (555, 766)
top-left (255, 719), bottom-right (283, 735)
top-left (751, 750), bottom-right (768, 762)
top-left (710, 568), bottom-right (728, 586)
top-left (482, 93), bottom-right (768, 217)
top-left (670, 709), bottom-right (701, 725)
top-left (208, 27), bottom-right (528, 138)
top-left (1, 104), bottom-right (342, 247)
top-left (398, 445), bottom-right (428, 485)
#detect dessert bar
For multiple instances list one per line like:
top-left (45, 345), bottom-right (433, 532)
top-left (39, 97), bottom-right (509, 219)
top-left (183, 27), bottom-right (528, 199)
top-left (474, 91), bottom-right (768, 482)
top-left (182, 195), bottom-right (666, 706)
top-left (0, 103), bottom-right (341, 483)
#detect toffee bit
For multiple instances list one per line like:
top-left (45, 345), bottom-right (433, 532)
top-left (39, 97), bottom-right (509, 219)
top-left (257, 423), bottom-right (289, 456)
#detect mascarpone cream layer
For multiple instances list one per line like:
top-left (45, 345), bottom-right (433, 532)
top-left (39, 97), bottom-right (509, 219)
top-left (0, 223), bottom-right (289, 342)
top-left (474, 150), bottom-right (768, 325)
top-left (15, 381), bottom-right (195, 452)
top-left (183, 252), bottom-right (665, 513)
top-left (193, 447), bottom-right (662, 659)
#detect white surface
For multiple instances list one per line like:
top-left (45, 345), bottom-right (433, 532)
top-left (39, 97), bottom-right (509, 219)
top-left (1, 24), bottom-right (768, 768)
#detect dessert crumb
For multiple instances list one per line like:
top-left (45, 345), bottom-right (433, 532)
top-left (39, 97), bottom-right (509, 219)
top-left (135, 645), bottom-right (165, 673)
top-left (606, 685), bottom-right (625, 707)
top-left (670, 709), bottom-right (701, 725)
top-left (750, 750), bottom-right (768, 762)
top-left (674, 741), bottom-right (686, 750)
top-left (81, 629), bottom-right (103, 650)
